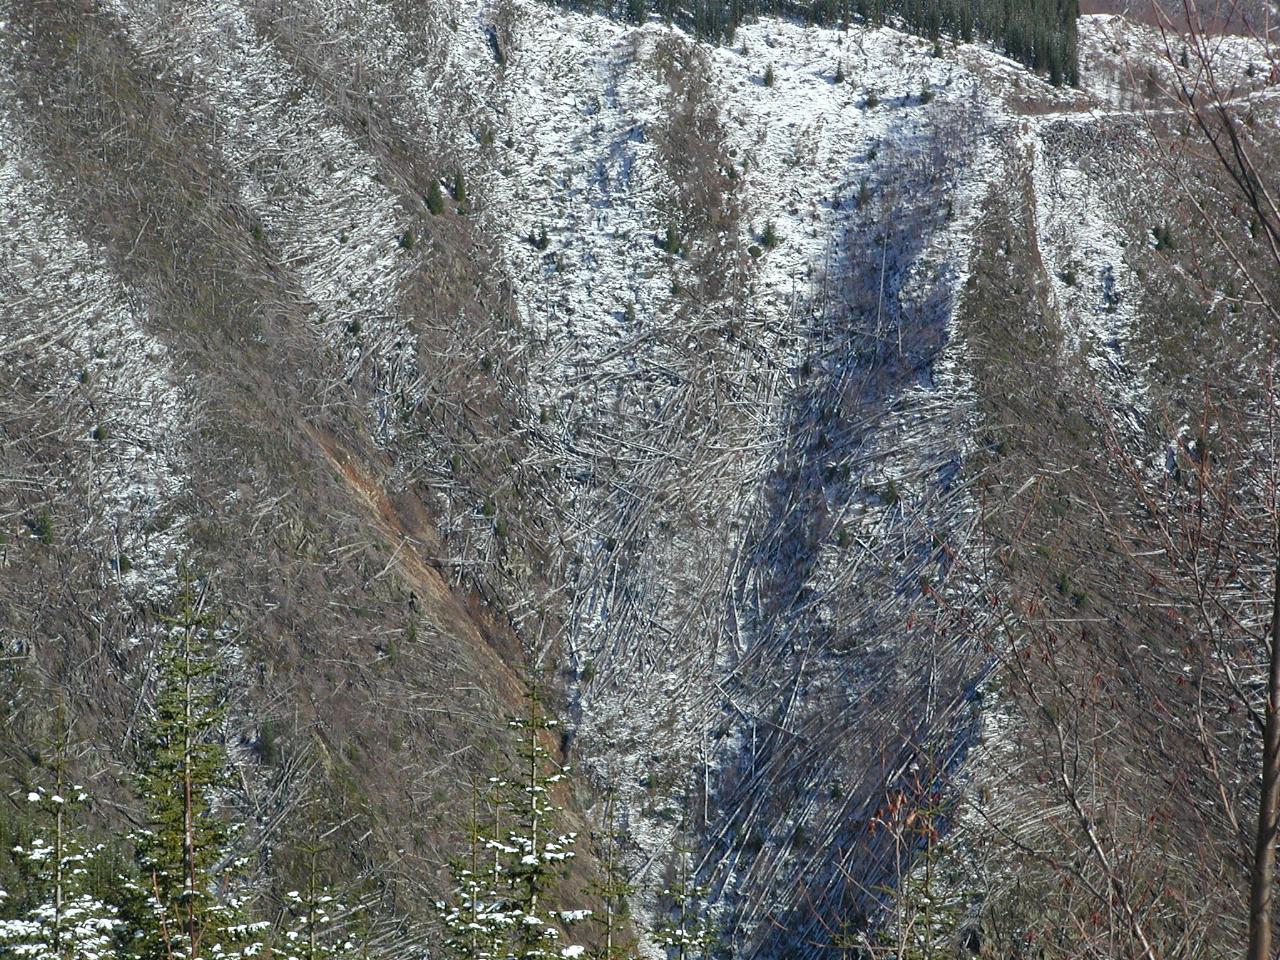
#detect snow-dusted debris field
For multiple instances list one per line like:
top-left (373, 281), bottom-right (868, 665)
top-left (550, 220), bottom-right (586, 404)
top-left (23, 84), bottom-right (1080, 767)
top-left (0, 80), bottom-right (193, 602)
top-left (2, 0), bottom-right (1277, 955)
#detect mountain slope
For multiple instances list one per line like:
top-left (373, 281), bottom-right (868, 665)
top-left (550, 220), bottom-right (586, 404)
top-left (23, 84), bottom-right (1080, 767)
top-left (1, 0), bottom-right (1277, 956)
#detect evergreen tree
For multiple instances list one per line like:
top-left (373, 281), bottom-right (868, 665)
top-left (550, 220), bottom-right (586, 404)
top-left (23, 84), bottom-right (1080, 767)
top-left (437, 689), bottom-right (588, 960)
top-left (131, 569), bottom-right (265, 960)
top-left (0, 765), bottom-right (122, 960)
top-left (652, 836), bottom-right (718, 960)
top-left (426, 180), bottom-right (446, 216)
top-left (439, 784), bottom-right (513, 960)
top-left (661, 224), bottom-right (681, 256)
top-left (502, 690), bottom-right (586, 960)
top-left (874, 793), bottom-right (966, 960)
top-left (587, 793), bottom-right (636, 960)
top-left (271, 845), bottom-right (360, 960)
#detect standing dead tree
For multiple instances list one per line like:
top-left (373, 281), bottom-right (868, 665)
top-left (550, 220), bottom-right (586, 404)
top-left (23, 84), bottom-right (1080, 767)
top-left (939, 8), bottom-right (1280, 949)
top-left (1148, 4), bottom-right (1280, 956)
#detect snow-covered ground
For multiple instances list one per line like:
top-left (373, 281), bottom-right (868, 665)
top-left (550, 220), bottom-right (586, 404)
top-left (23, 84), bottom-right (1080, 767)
top-left (1078, 12), bottom-right (1275, 108)
top-left (1027, 120), bottom-right (1149, 421)
top-left (0, 82), bottom-right (191, 604)
top-left (476, 5), bottom-right (1087, 949)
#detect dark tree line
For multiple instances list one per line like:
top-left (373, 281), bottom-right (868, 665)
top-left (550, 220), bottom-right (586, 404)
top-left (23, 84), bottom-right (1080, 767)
top-left (547, 0), bottom-right (1078, 84)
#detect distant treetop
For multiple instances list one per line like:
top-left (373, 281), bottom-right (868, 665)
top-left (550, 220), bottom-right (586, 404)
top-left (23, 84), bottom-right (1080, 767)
top-left (548, 0), bottom-right (1079, 84)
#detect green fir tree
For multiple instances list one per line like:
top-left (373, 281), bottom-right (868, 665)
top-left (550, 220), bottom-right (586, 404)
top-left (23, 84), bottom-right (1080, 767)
top-left (0, 727), bottom-right (122, 960)
top-left (439, 784), bottom-right (511, 960)
top-left (131, 569), bottom-right (265, 960)
top-left (588, 792), bottom-right (637, 960)
top-left (427, 180), bottom-right (446, 216)
top-left (652, 834), bottom-right (718, 960)
top-left (438, 689), bottom-right (588, 960)
top-left (271, 842), bottom-right (361, 960)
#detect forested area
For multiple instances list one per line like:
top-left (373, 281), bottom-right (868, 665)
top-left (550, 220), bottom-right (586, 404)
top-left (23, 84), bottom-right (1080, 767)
top-left (548, 0), bottom-right (1079, 84)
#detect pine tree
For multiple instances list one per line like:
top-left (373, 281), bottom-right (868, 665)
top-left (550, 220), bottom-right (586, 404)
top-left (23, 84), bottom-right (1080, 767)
top-left (874, 792), bottom-right (966, 959)
top-left (588, 793), bottom-right (637, 960)
top-left (501, 689), bottom-right (587, 960)
top-left (652, 836), bottom-right (718, 960)
top-left (426, 180), bottom-right (446, 216)
top-left (437, 689), bottom-right (588, 960)
top-left (453, 171), bottom-right (468, 208)
top-left (272, 844), bottom-right (360, 960)
top-left (661, 224), bottom-right (681, 256)
top-left (132, 569), bottom-right (265, 960)
top-left (439, 784), bottom-right (513, 960)
top-left (0, 749), bottom-right (122, 960)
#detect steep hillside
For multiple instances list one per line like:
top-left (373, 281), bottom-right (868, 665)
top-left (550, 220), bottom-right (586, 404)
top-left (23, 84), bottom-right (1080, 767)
top-left (1, 0), bottom-right (1277, 956)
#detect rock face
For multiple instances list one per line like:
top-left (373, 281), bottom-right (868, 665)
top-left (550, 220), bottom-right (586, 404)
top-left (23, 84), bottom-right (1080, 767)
top-left (1, 0), bottom-right (1276, 955)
